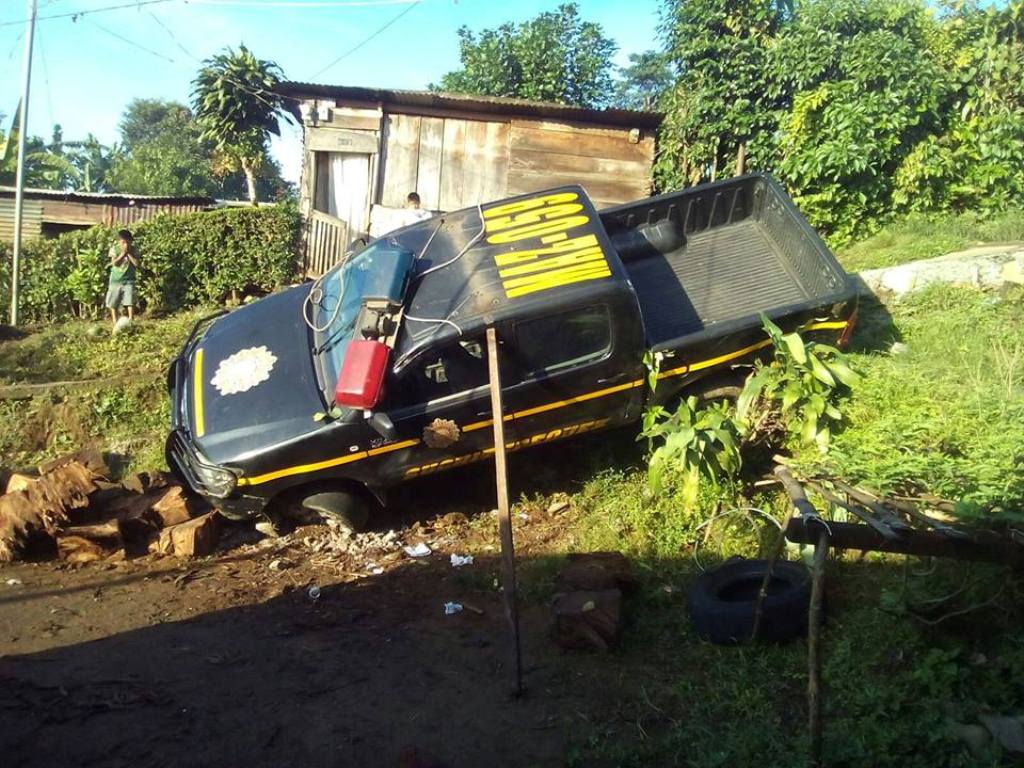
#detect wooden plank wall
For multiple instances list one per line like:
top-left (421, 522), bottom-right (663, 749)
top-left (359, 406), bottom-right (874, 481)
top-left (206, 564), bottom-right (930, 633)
top-left (507, 119), bottom-right (655, 209)
top-left (381, 114), bottom-right (510, 211)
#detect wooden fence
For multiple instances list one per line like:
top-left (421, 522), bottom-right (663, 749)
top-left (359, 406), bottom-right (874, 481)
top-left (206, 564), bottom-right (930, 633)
top-left (305, 209), bottom-right (349, 278)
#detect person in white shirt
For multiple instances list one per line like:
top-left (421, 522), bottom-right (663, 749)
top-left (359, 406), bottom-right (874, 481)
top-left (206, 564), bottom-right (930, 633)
top-left (401, 192), bottom-right (432, 226)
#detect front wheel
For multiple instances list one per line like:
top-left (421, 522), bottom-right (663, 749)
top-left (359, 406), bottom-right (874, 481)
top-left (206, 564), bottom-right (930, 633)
top-left (300, 489), bottom-right (370, 534)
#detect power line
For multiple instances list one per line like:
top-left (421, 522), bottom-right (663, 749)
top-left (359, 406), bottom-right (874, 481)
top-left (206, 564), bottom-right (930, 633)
top-left (0, 0), bottom-right (178, 28)
top-left (309, 0), bottom-right (419, 79)
top-left (146, 8), bottom-right (197, 60)
top-left (87, 17), bottom-right (178, 63)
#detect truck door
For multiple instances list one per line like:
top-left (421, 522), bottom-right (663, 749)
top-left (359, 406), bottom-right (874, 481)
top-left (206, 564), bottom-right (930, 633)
top-left (500, 303), bottom-right (642, 448)
top-left (374, 333), bottom-right (515, 482)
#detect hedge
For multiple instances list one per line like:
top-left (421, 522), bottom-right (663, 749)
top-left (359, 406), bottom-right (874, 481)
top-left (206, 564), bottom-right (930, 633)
top-left (0, 202), bottom-right (302, 323)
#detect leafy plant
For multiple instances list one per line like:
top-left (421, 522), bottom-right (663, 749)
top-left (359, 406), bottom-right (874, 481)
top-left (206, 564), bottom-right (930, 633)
top-left (641, 396), bottom-right (743, 504)
top-left (0, 204), bottom-right (301, 323)
top-left (737, 316), bottom-right (859, 450)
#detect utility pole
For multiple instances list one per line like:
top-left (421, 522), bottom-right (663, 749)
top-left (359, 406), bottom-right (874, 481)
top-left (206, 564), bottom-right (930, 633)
top-left (10, 0), bottom-right (38, 326)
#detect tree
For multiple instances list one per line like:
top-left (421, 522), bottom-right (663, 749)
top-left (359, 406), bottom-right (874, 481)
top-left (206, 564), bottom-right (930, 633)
top-left (771, 0), bottom-right (955, 240)
top-left (655, 0), bottom-right (788, 190)
top-left (612, 50), bottom-right (673, 111)
top-left (109, 98), bottom-right (291, 200)
top-left (108, 98), bottom-right (221, 197)
top-left (1, 118), bottom-right (82, 190)
top-left (436, 3), bottom-right (618, 108)
top-left (191, 45), bottom-right (289, 205)
top-left (891, 1), bottom-right (1024, 214)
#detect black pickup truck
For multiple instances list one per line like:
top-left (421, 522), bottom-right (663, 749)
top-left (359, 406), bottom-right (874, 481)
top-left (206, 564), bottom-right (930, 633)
top-left (167, 174), bottom-right (856, 528)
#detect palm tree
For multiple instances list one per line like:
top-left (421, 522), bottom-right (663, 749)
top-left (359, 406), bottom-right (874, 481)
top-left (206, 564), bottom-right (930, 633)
top-left (191, 45), bottom-right (288, 204)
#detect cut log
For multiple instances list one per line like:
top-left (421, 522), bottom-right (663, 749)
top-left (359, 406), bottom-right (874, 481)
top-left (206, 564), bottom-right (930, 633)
top-left (0, 461), bottom-right (99, 562)
top-left (551, 589), bottom-right (623, 652)
top-left (64, 520), bottom-right (123, 547)
top-left (38, 446), bottom-right (110, 478)
top-left (152, 512), bottom-right (219, 558)
top-left (57, 535), bottom-right (108, 564)
top-left (5, 473), bottom-right (36, 494)
top-left (149, 486), bottom-right (192, 528)
top-left (0, 492), bottom-right (55, 562)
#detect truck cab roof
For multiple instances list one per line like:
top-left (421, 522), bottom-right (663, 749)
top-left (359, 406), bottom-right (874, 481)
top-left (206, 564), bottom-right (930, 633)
top-left (385, 185), bottom-right (635, 370)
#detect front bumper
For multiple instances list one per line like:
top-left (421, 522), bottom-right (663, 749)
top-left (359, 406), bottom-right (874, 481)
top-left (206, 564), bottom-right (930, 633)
top-left (165, 429), bottom-right (267, 519)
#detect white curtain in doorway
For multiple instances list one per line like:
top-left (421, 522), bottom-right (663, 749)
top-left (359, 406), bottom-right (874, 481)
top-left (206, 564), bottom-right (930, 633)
top-left (327, 152), bottom-right (370, 236)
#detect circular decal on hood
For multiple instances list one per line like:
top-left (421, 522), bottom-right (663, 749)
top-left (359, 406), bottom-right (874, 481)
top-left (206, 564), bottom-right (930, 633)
top-left (210, 345), bottom-right (278, 396)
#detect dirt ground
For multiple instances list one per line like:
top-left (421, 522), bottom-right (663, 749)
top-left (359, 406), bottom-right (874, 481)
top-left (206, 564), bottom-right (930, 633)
top-left (0, 492), bottom-right (656, 768)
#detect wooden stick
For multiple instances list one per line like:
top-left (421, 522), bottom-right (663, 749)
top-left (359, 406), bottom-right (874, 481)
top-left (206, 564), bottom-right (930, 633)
top-left (486, 326), bottom-right (522, 696)
top-left (808, 527), bottom-right (829, 767)
top-left (804, 480), bottom-right (897, 540)
top-left (750, 523), bottom-right (788, 641)
top-left (775, 464), bottom-right (828, 766)
top-left (828, 480), bottom-right (913, 532)
top-left (785, 518), bottom-right (1022, 566)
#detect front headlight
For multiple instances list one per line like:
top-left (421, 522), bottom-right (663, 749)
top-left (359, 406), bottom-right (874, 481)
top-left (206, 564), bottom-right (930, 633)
top-left (194, 460), bottom-right (238, 499)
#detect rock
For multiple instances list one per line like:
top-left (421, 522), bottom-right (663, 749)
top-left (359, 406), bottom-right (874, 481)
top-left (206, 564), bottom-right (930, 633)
top-left (551, 589), bottom-right (623, 652)
top-left (153, 512), bottom-right (219, 558)
top-left (555, 552), bottom-right (637, 593)
top-left (269, 558), bottom-right (295, 571)
top-left (547, 500), bottom-right (570, 515)
top-left (858, 246), bottom-right (1024, 299)
top-left (979, 713), bottom-right (1024, 753)
top-left (948, 721), bottom-right (992, 759)
top-left (5, 473), bottom-right (36, 494)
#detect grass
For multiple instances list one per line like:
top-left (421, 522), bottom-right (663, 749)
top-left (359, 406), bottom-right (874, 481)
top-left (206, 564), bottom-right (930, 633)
top-left (0, 311), bottom-right (205, 476)
top-left (809, 285), bottom-right (1024, 517)
top-left (837, 208), bottom-right (1024, 273)
top-left (2, 285), bottom-right (1022, 765)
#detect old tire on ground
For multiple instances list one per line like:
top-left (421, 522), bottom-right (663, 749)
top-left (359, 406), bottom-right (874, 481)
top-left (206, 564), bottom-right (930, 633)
top-left (300, 490), bottom-right (370, 533)
top-left (688, 558), bottom-right (812, 644)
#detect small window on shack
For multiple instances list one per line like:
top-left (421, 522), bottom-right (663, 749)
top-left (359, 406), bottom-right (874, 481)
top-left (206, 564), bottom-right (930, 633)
top-left (511, 305), bottom-right (613, 377)
top-left (395, 338), bottom-right (489, 404)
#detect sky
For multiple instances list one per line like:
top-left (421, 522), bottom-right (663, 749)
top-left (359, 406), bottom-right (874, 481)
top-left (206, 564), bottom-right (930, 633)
top-left (0, 0), bottom-right (662, 184)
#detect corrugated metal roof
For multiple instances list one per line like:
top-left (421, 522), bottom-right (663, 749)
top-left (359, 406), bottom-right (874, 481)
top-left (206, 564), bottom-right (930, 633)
top-left (0, 198), bottom-right (43, 242)
top-left (0, 186), bottom-right (216, 205)
top-left (276, 83), bottom-right (663, 130)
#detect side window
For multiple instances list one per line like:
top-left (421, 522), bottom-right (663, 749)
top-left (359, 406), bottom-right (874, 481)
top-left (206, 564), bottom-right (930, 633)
top-left (512, 306), bottom-right (612, 377)
top-left (395, 338), bottom-right (488, 404)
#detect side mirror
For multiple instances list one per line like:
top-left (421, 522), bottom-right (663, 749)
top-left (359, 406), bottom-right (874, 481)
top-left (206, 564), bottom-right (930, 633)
top-left (368, 411), bottom-right (397, 442)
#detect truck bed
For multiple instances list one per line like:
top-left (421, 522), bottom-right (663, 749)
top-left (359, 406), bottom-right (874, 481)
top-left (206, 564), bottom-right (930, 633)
top-left (601, 175), bottom-right (849, 347)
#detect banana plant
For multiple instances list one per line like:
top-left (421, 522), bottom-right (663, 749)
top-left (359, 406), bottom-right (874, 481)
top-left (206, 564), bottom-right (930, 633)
top-left (641, 395), bottom-right (742, 505)
top-left (737, 315), bottom-right (860, 450)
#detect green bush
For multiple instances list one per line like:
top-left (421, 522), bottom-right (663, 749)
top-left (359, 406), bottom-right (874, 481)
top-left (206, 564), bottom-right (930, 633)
top-left (0, 202), bottom-right (301, 322)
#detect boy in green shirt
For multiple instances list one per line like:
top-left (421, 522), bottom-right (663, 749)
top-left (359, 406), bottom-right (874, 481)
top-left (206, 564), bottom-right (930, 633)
top-left (106, 229), bottom-right (139, 329)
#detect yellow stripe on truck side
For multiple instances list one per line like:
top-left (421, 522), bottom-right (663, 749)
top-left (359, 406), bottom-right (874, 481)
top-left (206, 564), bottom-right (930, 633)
top-left (236, 439), bottom-right (419, 487)
top-left (193, 348), bottom-right (206, 438)
top-left (233, 319), bottom-right (849, 487)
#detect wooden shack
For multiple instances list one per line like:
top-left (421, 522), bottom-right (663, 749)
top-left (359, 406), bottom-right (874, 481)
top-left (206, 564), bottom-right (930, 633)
top-left (0, 187), bottom-right (216, 243)
top-left (276, 83), bottom-right (662, 276)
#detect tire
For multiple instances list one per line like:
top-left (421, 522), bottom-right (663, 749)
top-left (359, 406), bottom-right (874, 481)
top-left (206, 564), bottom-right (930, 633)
top-left (696, 384), bottom-right (743, 408)
top-left (300, 489), bottom-right (370, 534)
top-left (688, 558), bottom-right (813, 644)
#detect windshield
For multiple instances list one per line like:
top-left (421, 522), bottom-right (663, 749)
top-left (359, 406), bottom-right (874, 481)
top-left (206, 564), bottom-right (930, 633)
top-left (310, 245), bottom-right (380, 385)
